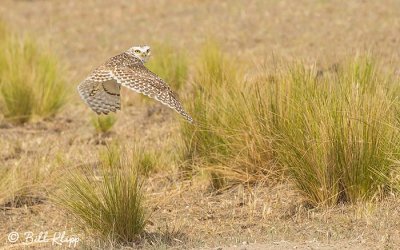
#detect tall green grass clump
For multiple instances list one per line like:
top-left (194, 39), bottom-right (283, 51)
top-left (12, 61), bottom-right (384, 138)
top-left (181, 43), bottom-right (400, 204)
top-left (0, 22), bottom-right (67, 123)
top-left (147, 43), bottom-right (188, 91)
top-left (181, 40), bottom-right (278, 186)
top-left (58, 144), bottom-right (147, 244)
top-left (267, 58), bottom-right (400, 205)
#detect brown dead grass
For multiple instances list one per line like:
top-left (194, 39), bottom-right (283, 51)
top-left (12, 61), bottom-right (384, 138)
top-left (1, 0), bottom-right (400, 249)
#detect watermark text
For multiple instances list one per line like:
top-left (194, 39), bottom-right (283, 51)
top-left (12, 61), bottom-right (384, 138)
top-left (7, 231), bottom-right (80, 248)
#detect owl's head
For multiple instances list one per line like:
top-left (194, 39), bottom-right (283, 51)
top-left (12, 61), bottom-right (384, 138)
top-left (127, 45), bottom-right (151, 63)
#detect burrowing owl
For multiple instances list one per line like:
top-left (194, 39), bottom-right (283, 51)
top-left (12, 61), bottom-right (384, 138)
top-left (77, 45), bottom-right (193, 123)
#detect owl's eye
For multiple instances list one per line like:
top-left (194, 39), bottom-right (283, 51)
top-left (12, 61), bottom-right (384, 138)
top-left (146, 49), bottom-right (150, 53)
top-left (134, 50), bottom-right (141, 53)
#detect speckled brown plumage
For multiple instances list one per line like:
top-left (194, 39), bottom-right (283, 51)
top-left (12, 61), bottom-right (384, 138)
top-left (77, 46), bottom-right (193, 123)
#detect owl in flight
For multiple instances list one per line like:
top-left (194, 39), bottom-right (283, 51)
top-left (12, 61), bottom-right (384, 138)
top-left (77, 45), bottom-right (193, 123)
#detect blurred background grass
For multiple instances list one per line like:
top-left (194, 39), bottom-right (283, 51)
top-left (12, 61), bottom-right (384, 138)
top-left (0, 21), bottom-right (67, 123)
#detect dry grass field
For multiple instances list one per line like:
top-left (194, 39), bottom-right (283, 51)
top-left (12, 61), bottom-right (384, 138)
top-left (1, 0), bottom-right (400, 249)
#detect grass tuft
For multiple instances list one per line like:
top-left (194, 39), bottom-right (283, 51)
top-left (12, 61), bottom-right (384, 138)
top-left (0, 22), bottom-right (67, 123)
top-left (269, 58), bottom-right (400, 205)
top-left (180, 46), bottom-right (400, 204)
top-left (180, 40), bottom-right (278, 187)
top-left (57, 144), bottom-right (147, 244)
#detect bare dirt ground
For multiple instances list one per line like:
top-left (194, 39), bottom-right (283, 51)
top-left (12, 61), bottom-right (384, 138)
top-left (1, 0), bottom-right (400, 249)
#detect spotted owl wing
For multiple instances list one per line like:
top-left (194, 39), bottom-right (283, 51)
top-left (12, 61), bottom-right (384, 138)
top-left (112, 64), bottom-right (194, 123)
top-left (77, 67), bottom-right (121, 115)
